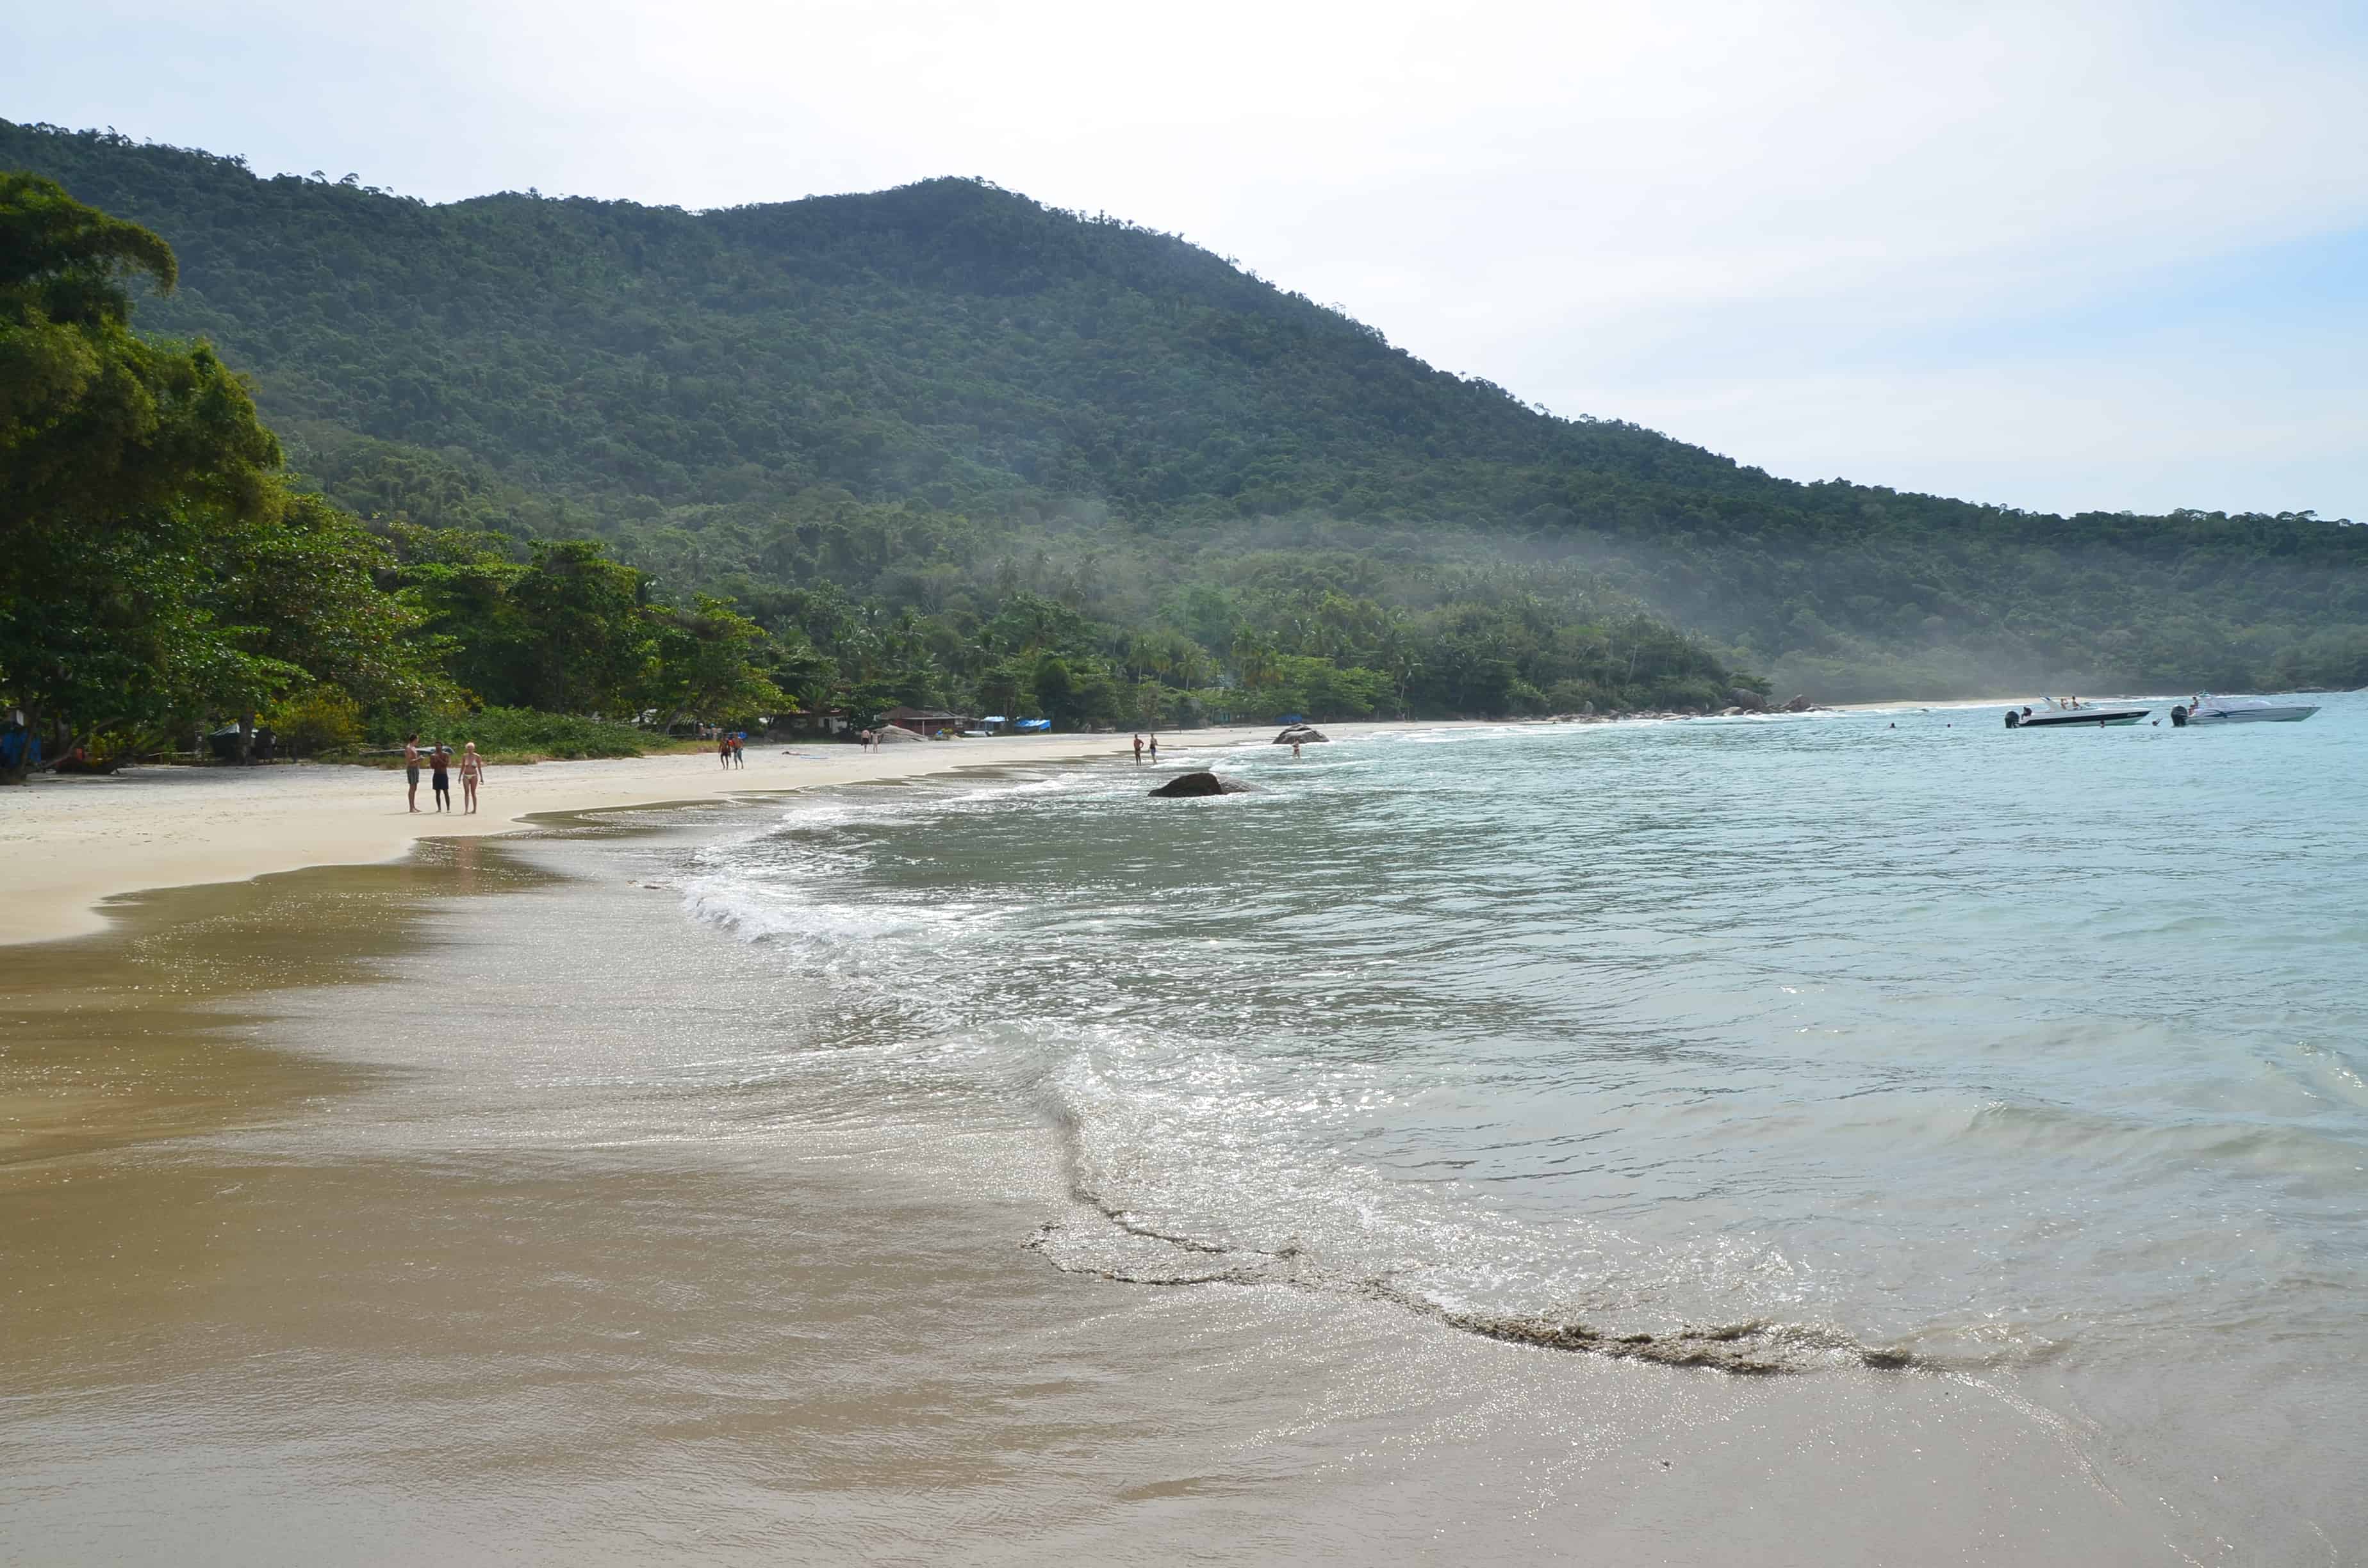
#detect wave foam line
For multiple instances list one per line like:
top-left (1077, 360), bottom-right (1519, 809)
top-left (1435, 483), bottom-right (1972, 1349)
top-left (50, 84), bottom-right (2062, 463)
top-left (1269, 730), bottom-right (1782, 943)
top-left (1024, 1184), bottom-right (1920, 1378)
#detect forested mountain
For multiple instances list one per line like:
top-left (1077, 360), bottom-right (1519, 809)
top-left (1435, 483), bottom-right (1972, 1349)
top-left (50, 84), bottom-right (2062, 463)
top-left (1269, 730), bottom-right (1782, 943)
top-left (8, 117), bottom-right (2364, 703)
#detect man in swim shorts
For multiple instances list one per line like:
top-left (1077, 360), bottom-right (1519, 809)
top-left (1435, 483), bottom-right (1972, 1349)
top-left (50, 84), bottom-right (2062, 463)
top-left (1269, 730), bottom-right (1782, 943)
top-left (404, 733), bottom-right (422, 812)
top-left (431, 744), bottom-right (452, 812)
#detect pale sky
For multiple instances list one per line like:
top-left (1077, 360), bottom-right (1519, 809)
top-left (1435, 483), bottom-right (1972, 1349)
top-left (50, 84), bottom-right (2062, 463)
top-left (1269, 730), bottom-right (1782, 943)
top-left (10, 0), bottom-right (2365, 520)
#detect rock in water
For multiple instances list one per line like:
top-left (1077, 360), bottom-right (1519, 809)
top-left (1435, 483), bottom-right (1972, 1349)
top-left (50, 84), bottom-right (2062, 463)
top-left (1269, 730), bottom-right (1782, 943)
top-left (1149, 771), bottom-right (1256, 797)
top-left (1274, 724), bottom-right (1329, 744)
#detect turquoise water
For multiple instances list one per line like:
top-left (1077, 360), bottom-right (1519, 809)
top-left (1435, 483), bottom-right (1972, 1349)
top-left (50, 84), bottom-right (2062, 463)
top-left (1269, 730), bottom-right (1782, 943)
top-left (686, 696), bottom-right (2368, 1548)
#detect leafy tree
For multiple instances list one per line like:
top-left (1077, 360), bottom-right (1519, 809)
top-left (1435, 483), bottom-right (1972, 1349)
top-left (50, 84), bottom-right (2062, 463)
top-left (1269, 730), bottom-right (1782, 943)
top-left (507, 539), bottom-right (651, 714)
top-left (1032, 654), bottom-right (1080, 727)
top-left (2, 173), bottom-right (316, 770)
top-left (265, 684), bottom-right (363, 755)
top-left (204, 491), bottom-right (446, 748)
top-left (642, 594), bottom-right (789, 724)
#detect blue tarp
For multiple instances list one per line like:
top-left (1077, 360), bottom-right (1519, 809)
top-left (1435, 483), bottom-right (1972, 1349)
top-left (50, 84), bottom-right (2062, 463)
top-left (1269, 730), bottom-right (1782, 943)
top-left (1015, 718), bottom-right (1051, 733)
top-left (1274, 713), bottom-right (1306, 724)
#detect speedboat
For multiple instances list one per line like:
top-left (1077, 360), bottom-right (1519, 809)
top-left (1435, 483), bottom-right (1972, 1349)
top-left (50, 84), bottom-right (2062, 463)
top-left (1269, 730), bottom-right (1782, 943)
top-left (2180, 696), bottom-right (2319, 725)
top-left (2005, 699), bottom-right (2149, 729)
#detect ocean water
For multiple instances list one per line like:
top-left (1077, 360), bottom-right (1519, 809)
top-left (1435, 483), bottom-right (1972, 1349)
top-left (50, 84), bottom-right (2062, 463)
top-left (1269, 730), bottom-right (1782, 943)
top-left (679, 696), bottom-right (2368, 1551)
top-left (17, 699), bottom-right (2367, 1564)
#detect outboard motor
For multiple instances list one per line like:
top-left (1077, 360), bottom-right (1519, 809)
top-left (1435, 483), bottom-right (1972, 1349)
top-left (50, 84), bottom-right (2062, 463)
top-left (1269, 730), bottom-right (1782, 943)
top-left (2171, 704), bottom-right (2187, 728)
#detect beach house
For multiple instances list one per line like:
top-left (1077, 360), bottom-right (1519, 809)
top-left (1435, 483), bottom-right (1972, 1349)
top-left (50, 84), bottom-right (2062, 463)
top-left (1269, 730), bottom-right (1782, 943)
top-left (882, 707), bottom-right (973, 739)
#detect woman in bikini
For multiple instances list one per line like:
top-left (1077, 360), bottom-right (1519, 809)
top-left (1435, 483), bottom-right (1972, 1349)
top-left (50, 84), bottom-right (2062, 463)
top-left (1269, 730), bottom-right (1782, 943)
top-left (459, 742), bottom-right (485, 813)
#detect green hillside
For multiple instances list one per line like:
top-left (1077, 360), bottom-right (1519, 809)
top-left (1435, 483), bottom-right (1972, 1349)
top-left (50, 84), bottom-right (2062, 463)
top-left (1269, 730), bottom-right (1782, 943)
top-left (8, 118), bottom-right (2365, 702)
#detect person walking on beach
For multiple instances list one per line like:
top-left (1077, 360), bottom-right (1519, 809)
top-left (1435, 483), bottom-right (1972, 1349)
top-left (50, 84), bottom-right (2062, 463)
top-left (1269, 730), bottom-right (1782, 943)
top-left (459, 742), bottom-right (484, 814)
top-left (719, 731), bottom-right (732, 769)
top-left (403, 733), bottom-right (423, 813)
top-left (732, 732), bottom-right (746, 769)
top-left (1147, 733), bottom-right (1158, 760)
top-left (1132, 733), bottom-right (1144, 763)
top-left (430, 744), bottom-right (453, 812)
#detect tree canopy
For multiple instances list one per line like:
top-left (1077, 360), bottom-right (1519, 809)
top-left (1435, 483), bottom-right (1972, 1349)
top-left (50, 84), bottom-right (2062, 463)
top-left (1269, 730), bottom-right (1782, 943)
top-left (6, 117), bottom-right (2361, 762)
top-left (0, 176), bottom-right (789, 772)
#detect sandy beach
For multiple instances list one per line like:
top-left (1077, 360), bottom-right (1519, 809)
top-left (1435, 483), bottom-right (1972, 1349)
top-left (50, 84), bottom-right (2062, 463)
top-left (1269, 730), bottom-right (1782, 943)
top-left (2, 724), bottom-right (1386, 947)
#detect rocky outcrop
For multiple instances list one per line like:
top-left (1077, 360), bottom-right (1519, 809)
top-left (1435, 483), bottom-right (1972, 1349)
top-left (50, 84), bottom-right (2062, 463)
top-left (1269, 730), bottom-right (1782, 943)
top-left (1727, 688), bottom-right (1769, 712)
top-left (1274, 724), bottom-right (1329, 744)
top-left (1149, 771), bottom-right (1258, 797)
top-left (1782, 694), bottom-right (1814, 712)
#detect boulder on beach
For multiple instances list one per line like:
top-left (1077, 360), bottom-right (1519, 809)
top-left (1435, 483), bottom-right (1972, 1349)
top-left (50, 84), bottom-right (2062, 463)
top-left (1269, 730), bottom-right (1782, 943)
top-left (1727, 688), bottom-right (1769, 712)
top-left (1783, 694), bottom-right (1814, 712)
top-left (1274, 724), bottom-right (1329, 744)
top-left (1149, 771), bottom-right (1258, 797)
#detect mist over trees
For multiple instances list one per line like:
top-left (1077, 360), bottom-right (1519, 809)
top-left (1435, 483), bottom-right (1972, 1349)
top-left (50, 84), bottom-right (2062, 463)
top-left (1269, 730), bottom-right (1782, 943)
top-left (5, 116), bottom-right (2363, 765)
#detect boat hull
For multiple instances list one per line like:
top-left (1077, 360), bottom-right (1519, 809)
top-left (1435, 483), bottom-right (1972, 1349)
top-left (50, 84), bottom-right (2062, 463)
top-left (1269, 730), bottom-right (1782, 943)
top-left (2188, 705), bottom-right (2318, 724)
top-left (2013, 708), bottom-right (2150, 728)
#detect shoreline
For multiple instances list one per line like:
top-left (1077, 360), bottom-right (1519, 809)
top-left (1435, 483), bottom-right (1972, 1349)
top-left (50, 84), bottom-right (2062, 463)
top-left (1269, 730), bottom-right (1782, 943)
top-left (3, 694), bottom-right (2176, 948)
top-left (2, 721), bottom-right (1431, 947)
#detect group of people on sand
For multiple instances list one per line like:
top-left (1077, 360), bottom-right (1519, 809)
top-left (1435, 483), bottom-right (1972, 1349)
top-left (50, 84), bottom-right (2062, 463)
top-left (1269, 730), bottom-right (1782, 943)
top-left (402, 734), bottom-right (483, 814)
top-left (717, 731), bottom-right (748, 769)
top-left (1130, 732), bottom-right (1161, 762)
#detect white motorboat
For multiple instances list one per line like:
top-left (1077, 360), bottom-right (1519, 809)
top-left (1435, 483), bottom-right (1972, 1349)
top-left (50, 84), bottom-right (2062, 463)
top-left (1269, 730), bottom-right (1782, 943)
top-left (2004, 699), bottom-right (2150, 729)
top-left (2178, 696), bottom-right (2319, 725)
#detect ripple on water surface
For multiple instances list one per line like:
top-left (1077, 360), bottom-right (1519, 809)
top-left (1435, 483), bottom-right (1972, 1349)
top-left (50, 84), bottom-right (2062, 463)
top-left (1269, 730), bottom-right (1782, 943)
top-left (674, 705), bottom-right (2368, 1513)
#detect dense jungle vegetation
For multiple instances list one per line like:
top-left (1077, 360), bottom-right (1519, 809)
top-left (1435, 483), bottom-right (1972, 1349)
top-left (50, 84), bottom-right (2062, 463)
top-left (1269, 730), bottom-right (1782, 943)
top-left (5, 118), bottom-right (2363, 769)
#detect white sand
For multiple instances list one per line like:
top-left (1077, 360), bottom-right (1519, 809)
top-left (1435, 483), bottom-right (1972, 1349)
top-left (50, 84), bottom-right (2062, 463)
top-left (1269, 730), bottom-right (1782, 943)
top-left (3, 724), bottom-right (1401, 947)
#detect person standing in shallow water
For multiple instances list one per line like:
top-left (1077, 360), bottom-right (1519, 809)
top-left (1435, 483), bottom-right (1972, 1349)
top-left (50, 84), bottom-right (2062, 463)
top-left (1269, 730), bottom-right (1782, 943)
top-left (403, 733), bottom-right (422, 812)
top-left (430, 744), bottom-right (453, 812)
top-left (1132, 733), bottom-right (1144, 763)
top-left (459, 742), bottom-right (484, 814)
top-left (1147, 734), bottom-right (1158, 760)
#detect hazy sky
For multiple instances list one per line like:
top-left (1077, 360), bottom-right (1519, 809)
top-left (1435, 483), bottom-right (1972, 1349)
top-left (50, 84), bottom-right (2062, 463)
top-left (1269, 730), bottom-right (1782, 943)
top-left (10, 0), bottom-right (2365, 519)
